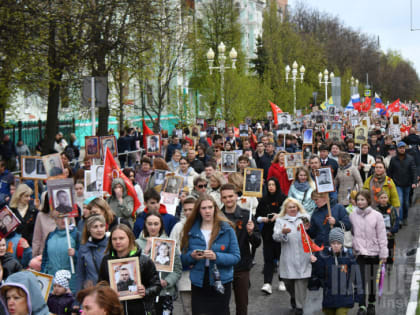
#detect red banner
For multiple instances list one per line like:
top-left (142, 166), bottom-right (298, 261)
top-left (299, 223), bottom-right (324, 253)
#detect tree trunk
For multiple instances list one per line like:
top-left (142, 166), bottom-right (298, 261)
top-left (43, 73), bottom-right (62, 154)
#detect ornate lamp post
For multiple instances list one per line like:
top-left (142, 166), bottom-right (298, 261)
top-left (318, 69), bottom-right (334, 104)
top-left (285, 61), bottom-right (305, 114)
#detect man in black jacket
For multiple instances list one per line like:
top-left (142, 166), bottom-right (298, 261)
top-left (388, 141), bottom-right (417, 226)
top-left (220, 184), bottom-right (261, 315)
top-left (319, 144), bottom-right (338, 178)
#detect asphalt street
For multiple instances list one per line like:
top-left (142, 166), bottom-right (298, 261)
top-left (173, 192), bottom-right (420, 314)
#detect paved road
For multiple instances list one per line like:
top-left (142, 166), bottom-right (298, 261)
top-left (174, 194), bottom-right (420, 314)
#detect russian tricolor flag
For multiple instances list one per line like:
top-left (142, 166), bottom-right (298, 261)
top-left (351, 94), bottom-right (361, 111)
top-left (374, 93), bottom-right (387, 115)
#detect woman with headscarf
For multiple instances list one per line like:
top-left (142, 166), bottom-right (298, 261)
top-left (256, 177), bottom-right (286, 294)
top-left (107, 178), bottom-right (134, 227)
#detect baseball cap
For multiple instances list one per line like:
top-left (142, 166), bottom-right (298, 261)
top-left (397, 141), bottom-right (406, 148)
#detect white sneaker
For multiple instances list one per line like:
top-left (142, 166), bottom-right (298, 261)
top-left (261, 283), bottom-right (272, 294)
top-left (278, 281), bottom-right (286, 291)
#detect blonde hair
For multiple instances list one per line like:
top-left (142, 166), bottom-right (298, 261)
top-left (210, 171), bottom-right (226, 187)
top-left (9, 184), bottom-right (33, 208)
top-left (293, 167), bottom-right (315, 189)
top-left (278, 197), bottom-right (307, 217)
top-left (227, 173), bottom-right (243, 193)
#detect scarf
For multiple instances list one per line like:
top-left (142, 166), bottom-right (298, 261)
top-left (293, 181), bottom-right (310, 192)
top-left (339, 162), bottom-right (352, 171)
top-left (369, 173), bottom-right (387, 206)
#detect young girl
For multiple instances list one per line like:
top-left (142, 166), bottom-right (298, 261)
top-left (349, 190), bottom-right (388, 315)
top-left (375, 191), bottom-right (399, 266)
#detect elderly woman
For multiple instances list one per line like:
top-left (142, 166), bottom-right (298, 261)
top-left (335, 152), bottom-right (363, 206)
top-left (208, 171), bottom-right (226, 210)
top-left (9, 184), bottom-right (38, 246)
top-left (273, 198), bottom-right (311, 315)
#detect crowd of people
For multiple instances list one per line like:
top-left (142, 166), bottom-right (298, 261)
top-left (0, 109), bottom-right (419, 315)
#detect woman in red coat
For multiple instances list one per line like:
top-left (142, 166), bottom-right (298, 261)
top-left (267, 151), bottom-right (292, 194)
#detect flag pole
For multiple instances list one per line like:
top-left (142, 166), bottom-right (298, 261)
top-left (302, 223), bottom-right (313, 256)
top-left (326, 193), bottom-right (333, 229)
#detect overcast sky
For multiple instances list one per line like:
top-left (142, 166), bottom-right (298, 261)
top-left (289, 0), bottom-right (420, 74)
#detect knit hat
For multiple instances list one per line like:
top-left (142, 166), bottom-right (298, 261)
top-left (54, 270), bottom-right (71, 289)
top-left (329, 228), bottom-right (344, 245)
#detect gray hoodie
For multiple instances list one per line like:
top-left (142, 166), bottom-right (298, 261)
top-left (108, 177), bottom-right (134, 226)
top-left (1, 271), bottom-right (49, 315)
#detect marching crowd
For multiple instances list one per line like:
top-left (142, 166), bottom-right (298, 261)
top-left (0, 110), bottom-right (419, 315)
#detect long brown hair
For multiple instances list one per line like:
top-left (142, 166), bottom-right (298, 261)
top-left (77, 281), bottom-right (123, 315)
top-left (87, 198), bottom-right (114, 225)
top-left (272, 150), bottom-right (286, 165)
top-left (153, 157), bottom-right (170, 171)
top-left (105, 224), bottom-right (137, 254)
top-left (180, 194), bottom-right (233, 253)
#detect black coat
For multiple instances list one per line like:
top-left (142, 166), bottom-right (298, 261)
top-left (10, 205), bottom-right (38, 246)
top-left (0, 252), bottom-right (22, 280)
top-left (98, 248), bottom-right (161, 315)
top-left (222, 205), bottom-right (261, 272)
top-left (388, 154), bottom-right (417, 187)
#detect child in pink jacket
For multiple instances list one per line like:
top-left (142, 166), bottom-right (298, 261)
top-left (349, 190), bottom-right (388, 315)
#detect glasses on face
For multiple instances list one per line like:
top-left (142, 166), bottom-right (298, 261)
top-left (197, 184), bottom-right (207, 189)
top-left (214, 149), bottom-right (220, 152)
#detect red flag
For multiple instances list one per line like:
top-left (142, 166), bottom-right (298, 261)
top-left (400, 124), bottom-right (411, 133)
top-left (103, 147), bottom-right (140, 217)
top-left (299, 223), bottom-right (324, 253)
top-left (269, 101), bottom-right (283, 125)
top-left (387, 99), bottom-right (400, 113)
top-left (234, 127), bottom-right (239, 138)
top-left (142, 120), bottom-right (154, 146)
top-left (401, 103), bottom-right (409, 111)
top-left (361, 96), bottom-right (371, 112)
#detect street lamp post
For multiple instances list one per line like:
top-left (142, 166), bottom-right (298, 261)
top-left (318, 69), bottom-right (334, 105)
top-left (285, 61), bottom-right (305, 114)
top-left (206, 42), bottom-right (237, 116)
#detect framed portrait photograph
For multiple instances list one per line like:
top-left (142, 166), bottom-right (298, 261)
top-left (302, 145), bottom-right (313, 161)
top-left (196, 118), bottom-right (205, 126)
top-left (0, 206), bottom-right (21, 238)
top-left (29, 270), bottom-right (53, 302)
top-left (239, 124), bottom-right (248, 137)
top-left (329, 130), bottom-right (341, 141)
top-left (108, 257), bottom-right (142, 301)
top-left (101, 136), bottom-right (118, 158)
top-left (221, 151), bottom-right (237, 173)
top-left (47, 178), bottom-right (78, 217)
top-left (314, 167), bottom-right (335, 193)
top-left (85, 165), bottom-right (104, 192)
top-left (243, 168), bottom-right (263, 198)
top-left (328, 106), bottom-right (336, 115)
top-left (151, 238), bottom-right (176, 273)
top-left (303, 129), bottom-right (313, 145)
top-left (162, 176), bottom-right (183, 195)
top-left (277, 113), bottom-right (291, 134)
top-left (85, 136), bottom-right (100, 159)
top-left (286, 167), bottom-right (295, 181)
top-left (354, 126), bottom-right (368, 144)
top-left (217, 120), bottom-right (226, 129)
top-left (284, 152), bottom-right (303, 169)
top-left (154, 170), bottom-right (167, 186)
top-left (21, 156), bottom-right (47, 180)
top-left (146, 134), bottom-right (161, 155)
top-left (161, 192), bottom-right (178, 206)
top-left (42, 153), bottom-right (64, 178)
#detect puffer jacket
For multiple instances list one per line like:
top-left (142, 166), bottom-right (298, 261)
top-left (350, 207), bottom-right (388, 259)
top-left (107, 177), bottom-right (134, 226)
top-left (98, 247), bottom-right (161, 315)
top-left (181, 220), bottom-right (241, 287)
top-left (136, 233), bottom-right (182, 298)
top-left (0, 271), bottom-right (49, 315)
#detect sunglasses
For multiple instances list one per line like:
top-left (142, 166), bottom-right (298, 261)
top-left (197, 184), bottom-right (207, 188)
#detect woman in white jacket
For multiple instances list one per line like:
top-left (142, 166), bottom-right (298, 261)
top-left (352, 143), bottom-right (375, 182)
top-left (273, 197), bottom-right (311, 315)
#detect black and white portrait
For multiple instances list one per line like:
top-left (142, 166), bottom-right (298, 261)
top-left (221, 152), bottom-right (236, 173)
top-left (239, 124), bottom-right (248, 137)
top-left (47, 178), bottom-right (77, 216)
top-left (53, 189), bottom-right (73, 213)
top-left (243, 168), bottom-right (263, 197)
top-left (0, 206), bottom-right (20, 238)
top-left (151, 238), bottom-right (176, 273)
top-left (154, 170), bottom-right (166, 186)
top-left (163, 176), bottom-right (182, 195)
top-left (21, 156), bottom-right (47, 179)
top-left (303, 129), bottom-right (313, 145)
top-left (315, 167), bottom-right (335, 193)
top-left (86, 165), bottom-right (104, 192)
top-left (303, 145), bottom-right (313, 161)
top-left (42, 154), bottom-right (64, 177)
top-left (146, 135), bottom-right (160, 154)
top-left (101, 136), bottom-right (117, 157)
top-left (277, 114), bottom-right (291, 134)
top-left (354, 126), bottom-right (368, 144)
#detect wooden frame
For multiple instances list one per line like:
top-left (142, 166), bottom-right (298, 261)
top-left (108, 257), bottom-right (142, 301)
top-left (47, 178), bottom-right (78, 217)
top-left (29, 270), bottom-right (53, 302)
top-left (85, 136), bottom-right (101, 159)
top-left (221, 151), bottom-right (237, 173)
top-left (354, 126), bottom-right (368, 144)
top-left (42, 153), bottom-right (64, 178)
top-left (151, 238), bottom-right (176, 273)
top-left (284, 152), bottom-right (303, 169)
top-left (101, 136), bottom-right (118, 158)
top-left (243, 168), bottom-right (263, 198)
top-left (146, 134), bottom-right (161, 156)
top-left (0, 206), bottom-right (21, 238)
top-left (21, 156), bottom-right (47, 180)
top-left (314, 167), bottom-right (335, 193)
top-left (302, 145), bottom-right (313, 161)
top-left (302, 129), bottom-right (313, 145)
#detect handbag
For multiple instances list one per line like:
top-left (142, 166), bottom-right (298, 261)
top-left (340, 222), bottom-right (353, 248)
